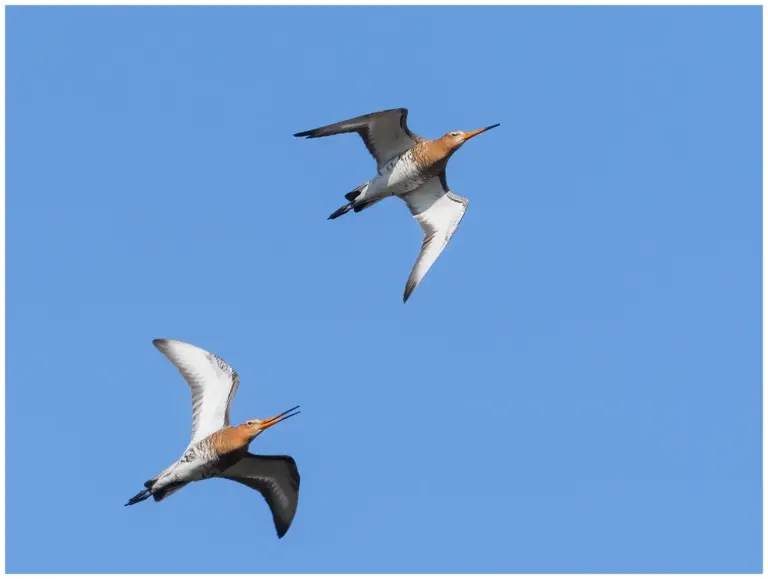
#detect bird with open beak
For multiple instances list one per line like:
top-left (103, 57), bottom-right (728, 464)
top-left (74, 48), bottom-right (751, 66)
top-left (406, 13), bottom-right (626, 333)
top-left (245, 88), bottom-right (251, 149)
top-left (125, 339), bottom-right (302, 539)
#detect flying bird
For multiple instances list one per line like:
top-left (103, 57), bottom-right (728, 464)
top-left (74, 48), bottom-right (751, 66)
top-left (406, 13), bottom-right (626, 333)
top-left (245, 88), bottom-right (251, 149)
top-left (125, 339), bottom-right (301, 539)
top-left (294, 108), bottom-right (499, 302)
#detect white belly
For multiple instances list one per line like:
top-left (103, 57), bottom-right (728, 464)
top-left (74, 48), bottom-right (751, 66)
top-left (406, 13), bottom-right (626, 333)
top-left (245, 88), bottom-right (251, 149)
top-left (371, 151), bottom-right (427, 197)
top-left (155, 453), bottom-right (218, 489)
top-left (162, 460), bottom-right (209, 484)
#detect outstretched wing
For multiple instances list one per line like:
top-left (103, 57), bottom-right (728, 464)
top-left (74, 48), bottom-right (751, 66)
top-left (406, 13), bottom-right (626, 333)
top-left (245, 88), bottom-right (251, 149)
top-left (153, 339), bottom-right (240, 447)
top-left (294, 108), bottom-right (422, 170)
top-left (220, 453), bottom-right (301, 539)
top-left (401, 174), bottom-right (469, 303)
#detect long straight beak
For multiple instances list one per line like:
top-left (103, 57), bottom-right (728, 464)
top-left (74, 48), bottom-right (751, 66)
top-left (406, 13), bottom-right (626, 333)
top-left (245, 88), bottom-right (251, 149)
top-left (463, 123), bottom-right (500, 142)
top-left (260, 405), bottom-right (301, 431)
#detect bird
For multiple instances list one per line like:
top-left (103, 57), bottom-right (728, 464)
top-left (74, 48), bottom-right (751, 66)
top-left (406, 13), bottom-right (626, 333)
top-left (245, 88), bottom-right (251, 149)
top-left (294, 108), bottom-right (499, 303)
top-left (125, 339), bottom-right (302, 539)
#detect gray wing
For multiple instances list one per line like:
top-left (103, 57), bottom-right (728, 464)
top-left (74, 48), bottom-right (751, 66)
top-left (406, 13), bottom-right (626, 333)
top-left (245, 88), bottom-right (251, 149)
top-left (220, 453), bottom-right (300, 539)
top-left (401, 173), bottom-right (469, 303)
top-left (152, 339), bottom-right (240, 448)
top-left (294, 108), bottom-right (422, 170)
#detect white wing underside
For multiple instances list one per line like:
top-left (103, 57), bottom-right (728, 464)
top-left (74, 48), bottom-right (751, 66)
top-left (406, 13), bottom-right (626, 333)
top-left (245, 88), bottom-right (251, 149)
top-left (401, 177), bottom-right (469, 302)
top-left (153, 339), bottom-right (240, 449)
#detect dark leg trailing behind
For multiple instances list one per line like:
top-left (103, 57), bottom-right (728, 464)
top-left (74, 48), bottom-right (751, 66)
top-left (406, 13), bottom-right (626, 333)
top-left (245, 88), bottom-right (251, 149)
top-left (328, 184), bottom-right (368, 220)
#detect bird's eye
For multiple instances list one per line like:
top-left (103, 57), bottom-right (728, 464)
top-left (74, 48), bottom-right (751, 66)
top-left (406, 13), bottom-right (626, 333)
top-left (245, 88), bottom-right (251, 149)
top-left (246, 421), bottom-right (253, 426)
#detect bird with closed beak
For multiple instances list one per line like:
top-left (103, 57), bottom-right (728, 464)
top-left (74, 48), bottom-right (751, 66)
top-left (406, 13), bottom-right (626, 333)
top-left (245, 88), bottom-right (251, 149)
top-left (295, 108), bottom-right (500, 303)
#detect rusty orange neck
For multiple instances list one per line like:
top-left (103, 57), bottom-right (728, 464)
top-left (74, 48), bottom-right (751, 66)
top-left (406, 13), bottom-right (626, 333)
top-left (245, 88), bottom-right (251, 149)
top-left (210, 425), bottom-right (254, 455)
top-left (412, 139), bottom-right (457, 173)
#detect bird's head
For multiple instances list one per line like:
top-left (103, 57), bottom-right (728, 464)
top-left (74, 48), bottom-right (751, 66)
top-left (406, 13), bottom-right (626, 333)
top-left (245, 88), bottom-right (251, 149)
top-left (441, 124), bottom-right (500, 151)
top-left (240, 405), bottom-right (301, 440)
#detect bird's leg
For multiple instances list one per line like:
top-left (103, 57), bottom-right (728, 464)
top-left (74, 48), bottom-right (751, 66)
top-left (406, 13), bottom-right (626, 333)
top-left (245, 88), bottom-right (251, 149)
top-left (124, 488), bottom-right (152, 506)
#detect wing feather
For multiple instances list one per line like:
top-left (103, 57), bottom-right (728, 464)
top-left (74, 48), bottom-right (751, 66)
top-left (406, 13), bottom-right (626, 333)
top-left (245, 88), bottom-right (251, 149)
top-left (220, 453), bottom-right (300, 538)
top-left (153, 339), bottom-right (240, 447)
top-left (401, 175), bottom-right (468, 302)
top-left (294, 108), bottom-right (421, 169)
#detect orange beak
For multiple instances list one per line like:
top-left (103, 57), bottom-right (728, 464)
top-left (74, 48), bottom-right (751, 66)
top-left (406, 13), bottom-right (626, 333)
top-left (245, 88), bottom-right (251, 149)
top-left (260, 405), bottom-right (301, 431)
top-left (462, 123), bottom-right (500, 142)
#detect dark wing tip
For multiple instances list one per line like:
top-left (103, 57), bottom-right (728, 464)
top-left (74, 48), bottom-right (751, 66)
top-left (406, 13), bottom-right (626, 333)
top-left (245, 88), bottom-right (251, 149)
top-left (152, 338), bottom-right (168, 348)
top-left (276, 523), bottom-right (290, 539)
top-left (269, 456), bottom-right (300, 539)
top-left (293, 130), bottom-right (314, 138)
top-left (403, 280), bottom-right (417, 303)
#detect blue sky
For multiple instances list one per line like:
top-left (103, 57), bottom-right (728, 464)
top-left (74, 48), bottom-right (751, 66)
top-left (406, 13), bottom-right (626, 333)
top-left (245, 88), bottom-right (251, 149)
top-left (6, 6), bottom-right (761, 573)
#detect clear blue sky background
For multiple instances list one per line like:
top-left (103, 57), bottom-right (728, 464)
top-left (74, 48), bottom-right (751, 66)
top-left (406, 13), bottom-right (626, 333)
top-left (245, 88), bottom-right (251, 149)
top-left (7, 6), bottom-right (761, 574)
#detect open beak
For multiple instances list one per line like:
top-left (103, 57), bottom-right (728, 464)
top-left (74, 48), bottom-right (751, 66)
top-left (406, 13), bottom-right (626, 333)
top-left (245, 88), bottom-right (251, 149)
top-left (462, 123), bottom-right (500, 142)
top-left (260, 405), bottom-right (301, 431)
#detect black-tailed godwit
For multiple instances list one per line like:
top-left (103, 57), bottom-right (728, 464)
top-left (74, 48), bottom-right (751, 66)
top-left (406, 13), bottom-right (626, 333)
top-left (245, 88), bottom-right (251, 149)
top-left (125, 339), bottom-right (301, 539)
top-left (294, 108), bottom-right (499, 302)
